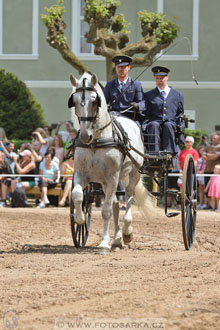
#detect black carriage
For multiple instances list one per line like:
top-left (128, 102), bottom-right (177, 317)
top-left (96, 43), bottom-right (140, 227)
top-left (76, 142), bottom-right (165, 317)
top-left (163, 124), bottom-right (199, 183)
top-left (70, 116), bottom-right (197, 251)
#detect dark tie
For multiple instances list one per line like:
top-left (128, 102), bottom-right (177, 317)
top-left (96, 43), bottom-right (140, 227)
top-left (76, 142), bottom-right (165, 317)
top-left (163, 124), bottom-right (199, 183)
top-left (161, 90), bottom-right (166, 99)
top-left (120, 82), bottom-right (125, 91)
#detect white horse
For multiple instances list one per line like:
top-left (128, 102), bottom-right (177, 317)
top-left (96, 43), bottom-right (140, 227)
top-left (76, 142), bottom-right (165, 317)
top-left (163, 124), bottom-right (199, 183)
top-left (69, 72), bottom-right (154, 249)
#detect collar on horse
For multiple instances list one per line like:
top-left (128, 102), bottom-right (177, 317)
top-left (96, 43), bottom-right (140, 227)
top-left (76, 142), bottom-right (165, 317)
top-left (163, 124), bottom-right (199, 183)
top-left (72, 117), bottom-right (142, 170)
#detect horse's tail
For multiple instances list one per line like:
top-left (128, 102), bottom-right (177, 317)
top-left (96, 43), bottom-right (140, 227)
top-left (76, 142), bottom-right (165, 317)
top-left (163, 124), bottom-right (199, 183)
top-left (134, 177), bottom-right (156, 218)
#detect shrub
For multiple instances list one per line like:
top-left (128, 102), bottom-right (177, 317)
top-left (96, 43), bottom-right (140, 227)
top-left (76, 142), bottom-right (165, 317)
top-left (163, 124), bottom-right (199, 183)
top-left (184, 128), bottom-right (208, 147)
top-left (0, 69), bottom-right (46, 140)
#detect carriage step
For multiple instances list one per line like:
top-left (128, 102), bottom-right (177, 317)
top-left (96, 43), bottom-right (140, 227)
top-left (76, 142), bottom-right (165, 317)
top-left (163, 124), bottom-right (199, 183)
top-left (166, 211), bottom-right (180, 218)
top-left (166, 189), bottom-right (179, 195)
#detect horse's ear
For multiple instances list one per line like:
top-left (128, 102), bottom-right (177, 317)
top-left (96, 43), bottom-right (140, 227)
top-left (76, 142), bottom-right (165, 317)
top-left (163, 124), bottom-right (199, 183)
top-left (70, 74), bottom-right (78, 87)
top-left (91, 74), bottom-right (98, 87)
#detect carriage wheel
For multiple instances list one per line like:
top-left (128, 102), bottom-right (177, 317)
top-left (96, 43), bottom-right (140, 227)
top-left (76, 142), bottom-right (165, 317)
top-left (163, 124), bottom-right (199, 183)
top-left (70, 184), bottom-right (92, 247)
top-left (181, 154), bottom-right (197, 250)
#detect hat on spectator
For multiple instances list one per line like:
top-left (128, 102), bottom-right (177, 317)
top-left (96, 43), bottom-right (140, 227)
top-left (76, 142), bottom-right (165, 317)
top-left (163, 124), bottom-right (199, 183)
top-left (20, 149), bottom-right (32, 157)
top-left (152, 66), bottom-right (170, 76)
top-left (112, 55), bottom-right (133, 67)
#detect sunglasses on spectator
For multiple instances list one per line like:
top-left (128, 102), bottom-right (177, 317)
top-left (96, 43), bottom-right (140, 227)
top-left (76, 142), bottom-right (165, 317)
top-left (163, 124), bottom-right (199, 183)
top-left (185, 140), bottom-right (192, 143)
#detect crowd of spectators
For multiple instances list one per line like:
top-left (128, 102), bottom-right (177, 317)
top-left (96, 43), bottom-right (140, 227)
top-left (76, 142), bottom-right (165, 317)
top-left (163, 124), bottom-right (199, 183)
top-left (0, 124), bottom-right (77, 208)
top-left (167, 133), bottom-right (220, 211)
top-left (1, 125), bottom-right (220, 210)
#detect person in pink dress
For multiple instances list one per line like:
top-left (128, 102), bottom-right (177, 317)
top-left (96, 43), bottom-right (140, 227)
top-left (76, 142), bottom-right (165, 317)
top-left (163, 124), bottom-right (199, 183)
top-left (205, 164), bottom-right (220, 212)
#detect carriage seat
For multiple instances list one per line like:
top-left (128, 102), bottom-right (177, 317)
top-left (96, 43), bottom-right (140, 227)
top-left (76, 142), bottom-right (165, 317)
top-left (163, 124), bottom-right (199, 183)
top-left (141, 116), bottom-right (185, 155)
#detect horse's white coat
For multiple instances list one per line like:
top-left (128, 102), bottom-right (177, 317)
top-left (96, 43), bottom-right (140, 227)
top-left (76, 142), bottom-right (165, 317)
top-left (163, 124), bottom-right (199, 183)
top-left (70, 73), bottom-right (155, 249)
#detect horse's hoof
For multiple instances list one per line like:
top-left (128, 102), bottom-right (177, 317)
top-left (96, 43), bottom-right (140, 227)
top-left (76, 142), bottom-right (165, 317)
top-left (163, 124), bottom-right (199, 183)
top-left (111, 238), bottom-right (123, 250)
top-left (123, 233), bottom-right (133, 244)
top-left (95, 248), bottom-right (110, 255)
top-left (98, 241), bottom-right (110, 250)
top-left (111, 245), bottom-right (122, 252)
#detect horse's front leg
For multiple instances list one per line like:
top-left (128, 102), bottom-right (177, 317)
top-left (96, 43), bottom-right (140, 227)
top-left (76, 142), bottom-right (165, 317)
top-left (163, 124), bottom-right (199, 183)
top-left (98, 184), bottom-right (117, 249)
top-left (72, 173), bottom-right (88, 225)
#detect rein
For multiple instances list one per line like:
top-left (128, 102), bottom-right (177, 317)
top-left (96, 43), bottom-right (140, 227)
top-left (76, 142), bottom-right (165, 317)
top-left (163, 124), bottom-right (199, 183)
top-left (95, 117), bottom-right (113, 133)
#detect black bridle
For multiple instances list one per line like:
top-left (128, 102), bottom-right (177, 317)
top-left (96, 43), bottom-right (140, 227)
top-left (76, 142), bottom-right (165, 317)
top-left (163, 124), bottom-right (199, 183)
top-left (73, 78), bottom-right (100, 123)
top-left (69, 76), bottom-right (112, 134)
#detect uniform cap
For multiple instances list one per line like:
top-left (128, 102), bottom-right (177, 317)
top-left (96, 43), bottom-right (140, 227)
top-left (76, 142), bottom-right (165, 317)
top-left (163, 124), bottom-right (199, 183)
top-left (112, 55), bottom-right (133, 67)
top-left (152, 66), bottom-right (170, 76)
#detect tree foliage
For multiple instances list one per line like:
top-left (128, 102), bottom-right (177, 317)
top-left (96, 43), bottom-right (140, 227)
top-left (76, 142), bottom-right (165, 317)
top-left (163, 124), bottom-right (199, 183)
top-left (0, 69), bottom-right (46, 140)
top-left (41, 0), bottom-right (179, 80)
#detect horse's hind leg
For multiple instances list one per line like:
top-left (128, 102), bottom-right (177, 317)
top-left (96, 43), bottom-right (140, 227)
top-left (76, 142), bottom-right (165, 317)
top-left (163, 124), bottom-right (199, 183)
top-left (112, 195), bottom-right (122, 249)
top-left (122, 173), bottom-right (140, 244)
top-left (122, 195), bottom-right (133, 244)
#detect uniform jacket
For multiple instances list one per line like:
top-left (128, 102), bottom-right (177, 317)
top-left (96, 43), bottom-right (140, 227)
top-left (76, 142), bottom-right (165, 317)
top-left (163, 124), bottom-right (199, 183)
top-left (143, 86), bottom-right (184, 127)
top-left (104, 77), bottom-right (145, 119)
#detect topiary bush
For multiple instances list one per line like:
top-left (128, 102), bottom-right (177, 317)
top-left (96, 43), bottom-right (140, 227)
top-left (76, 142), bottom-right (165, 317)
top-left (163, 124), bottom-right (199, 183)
top-left (0, 69), bottom-right (46, 140)
top-left (184, 128), bottom-right (208, 148)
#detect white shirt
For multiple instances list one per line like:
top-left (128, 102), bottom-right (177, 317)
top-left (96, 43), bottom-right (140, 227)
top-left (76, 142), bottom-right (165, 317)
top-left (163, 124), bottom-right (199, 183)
top-left (158, 86), bottom-right (171, 98)
top-left (118, 78), bottom-right (128, 85)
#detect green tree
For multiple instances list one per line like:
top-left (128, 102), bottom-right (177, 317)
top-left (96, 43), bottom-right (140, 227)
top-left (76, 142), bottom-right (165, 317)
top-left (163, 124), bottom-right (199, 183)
top-left (41, 0), bottom-right (179, 80)
top-left (0, 69), bottom-right (46, 140)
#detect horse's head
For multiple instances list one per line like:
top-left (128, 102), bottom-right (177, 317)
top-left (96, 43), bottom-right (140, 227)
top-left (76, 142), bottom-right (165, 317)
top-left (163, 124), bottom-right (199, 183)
top-left (68, 73), bottom-right (104, 144)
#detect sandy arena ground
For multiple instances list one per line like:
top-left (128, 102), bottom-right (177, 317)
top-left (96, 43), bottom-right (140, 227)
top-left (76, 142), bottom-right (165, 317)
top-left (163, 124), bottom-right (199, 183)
top-left (0, 206), bottom-right (219, 330)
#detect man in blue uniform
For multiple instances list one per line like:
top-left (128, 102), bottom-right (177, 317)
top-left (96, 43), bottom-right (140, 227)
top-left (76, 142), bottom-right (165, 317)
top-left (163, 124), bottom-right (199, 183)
top-left (104, 55), bottom-right (145, 122)
top-left (143, 66), bottom-right (184, 153)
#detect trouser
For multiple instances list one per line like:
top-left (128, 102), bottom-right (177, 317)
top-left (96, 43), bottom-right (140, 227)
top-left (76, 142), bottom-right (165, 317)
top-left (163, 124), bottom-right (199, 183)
top-left (145, 120), bottom-right (177, 153)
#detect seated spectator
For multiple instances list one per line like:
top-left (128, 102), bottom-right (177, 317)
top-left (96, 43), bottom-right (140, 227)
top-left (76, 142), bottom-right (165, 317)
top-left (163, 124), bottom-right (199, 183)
top-left (59, 157), bottom-right (74, 206)
top-left (0, 150), bottom-right (12, 207)
top-left (30, 140), bottom-right (43, 205)
top-left (43, 146), bottom-right (60, 167)
top-left (0, 141), bottom-right (17, 173)
top-left (12, 149), bottom-right (36, 191)
top-left (37, 149), bottom-right (59, 208)
top-left (0, 127), bottom-right (8, 152)
top-left (44, 125), bottom-right (54, 145)
top-left (64, 128), bottom-right (78, 153)
top-left (32, 128), bottom-right (50, 157)
top-left (51, 135), bottom-right (64, 165)
top-left (31, 140), bottom-right (43, 175)
top-left (54, 121), bottom-right (74, 147)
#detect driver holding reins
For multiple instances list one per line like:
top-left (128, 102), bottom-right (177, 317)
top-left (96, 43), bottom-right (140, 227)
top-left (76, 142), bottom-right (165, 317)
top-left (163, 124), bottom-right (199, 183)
top-left (104, 55), bottom-right (145, 124)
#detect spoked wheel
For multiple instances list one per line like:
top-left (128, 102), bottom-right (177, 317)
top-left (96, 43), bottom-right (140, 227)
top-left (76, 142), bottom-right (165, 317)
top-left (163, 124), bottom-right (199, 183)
top-left (181, 154), bottom-right (197, 250)
top-left (70, 184), bottom-right (92, 247)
